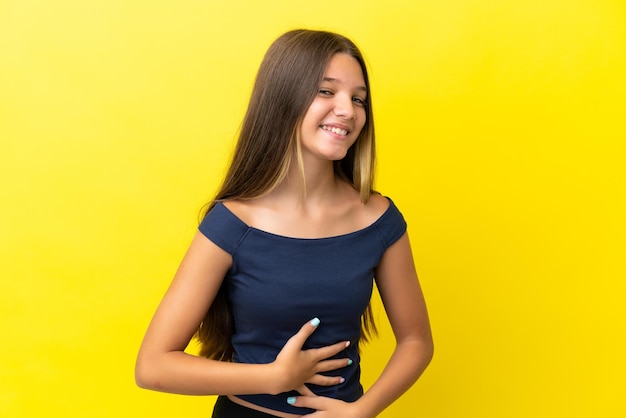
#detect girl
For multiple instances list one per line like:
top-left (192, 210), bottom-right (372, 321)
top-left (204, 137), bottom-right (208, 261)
top-left (135, 29), bottom-right (433, 418)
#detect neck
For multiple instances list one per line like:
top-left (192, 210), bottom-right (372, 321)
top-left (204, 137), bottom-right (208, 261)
top-left (270, 157), bottom-right (340, 206)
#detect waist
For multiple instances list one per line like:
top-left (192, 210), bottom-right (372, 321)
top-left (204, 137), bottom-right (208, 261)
top-left (232, 381), bottom-right (364, 416)
top-left (229, 344), bottom-right (363, 414)
top-left (226, 396), bottom-right (302, 418)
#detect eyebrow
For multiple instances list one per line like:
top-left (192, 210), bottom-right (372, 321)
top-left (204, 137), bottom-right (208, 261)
top-left (322, 77), bottom-right (368, 93)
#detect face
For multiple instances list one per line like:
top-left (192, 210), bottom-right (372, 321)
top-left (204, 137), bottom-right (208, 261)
top-left (299, 53), bottom-right (367, 164)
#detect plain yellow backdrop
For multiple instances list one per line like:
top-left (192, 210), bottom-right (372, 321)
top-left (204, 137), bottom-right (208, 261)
top-left (1, 1), bottom-right (625, 417)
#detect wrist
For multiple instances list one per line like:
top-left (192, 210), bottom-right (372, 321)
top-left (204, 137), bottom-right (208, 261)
top-left (266, 361), bottom-right (287, 395)
top-left (350, 398), bottom-right (377, 418)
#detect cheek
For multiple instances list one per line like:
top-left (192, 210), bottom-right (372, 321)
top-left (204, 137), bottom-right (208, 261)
top-left (355, 111), bottom-right (367, 133)
top-left (302, 101), bottom-right (326, 124)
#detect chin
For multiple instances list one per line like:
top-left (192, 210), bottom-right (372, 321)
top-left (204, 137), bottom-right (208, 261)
top-left (326, 151), bottom-right (349, 161)
top-left (323, 146), bottom-right (352, 161)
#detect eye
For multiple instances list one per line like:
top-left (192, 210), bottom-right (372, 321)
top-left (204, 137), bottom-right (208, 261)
top-left (352, 96), bottom-right (366, 107)
top-left (318, 89), bottom-right (334, 96)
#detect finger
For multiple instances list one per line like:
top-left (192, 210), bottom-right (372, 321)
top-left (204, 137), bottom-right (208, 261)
top-left (296, 384), bottom-right (316, 397)
top-left (287, 395), bottom-right (329, 411)
top-left (310, 340), bottom-right (350, 361)
top-left (286, 318), bottom-right (321, 349)
top-left (315, 358), bottom-right (353, 373)
top-left (306, 374), bottom-right (345, 386)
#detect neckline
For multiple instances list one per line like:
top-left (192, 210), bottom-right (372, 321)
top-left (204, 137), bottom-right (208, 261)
top-left (216, 197), bottom-right (393, 241)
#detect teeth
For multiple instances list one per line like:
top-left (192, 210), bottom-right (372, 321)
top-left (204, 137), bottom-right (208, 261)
top-left (322, 125), bottom-right (348, 135)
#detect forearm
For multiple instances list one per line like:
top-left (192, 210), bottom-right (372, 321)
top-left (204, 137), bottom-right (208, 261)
top-left (135, 350), bottom-right (279, 396)
top-left (354, 339), bottom-right (433, 418)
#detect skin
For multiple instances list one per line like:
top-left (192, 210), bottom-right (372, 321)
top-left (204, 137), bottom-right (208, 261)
top-left (135, 53), bottom-right (433, 418)
top-left (299, 52), bottom-right (367, 165)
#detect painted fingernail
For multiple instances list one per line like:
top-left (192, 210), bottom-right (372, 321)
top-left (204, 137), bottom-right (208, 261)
top-left (347, 359), bottom-right (353, 366)
top-left (287, 396), bottom-right (297, 405)
top-left (339, 377), bottom-right (346, 383)
top-left (345, 341), bottom-right (350, 347)
top-left (310, 317), bottom-right (320, 327)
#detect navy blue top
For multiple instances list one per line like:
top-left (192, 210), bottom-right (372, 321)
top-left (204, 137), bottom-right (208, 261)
top-left (198, 197), bottom-right (407, 414)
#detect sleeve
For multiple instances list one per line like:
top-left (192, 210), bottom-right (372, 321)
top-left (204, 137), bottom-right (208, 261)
top-left (198, 202), bottom-right (249, 255)
top-left (376, 198), bottom-right (408, 248)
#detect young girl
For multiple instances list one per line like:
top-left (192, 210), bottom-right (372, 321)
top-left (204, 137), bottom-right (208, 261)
top-left (135, 29), bottom-right (433, 418)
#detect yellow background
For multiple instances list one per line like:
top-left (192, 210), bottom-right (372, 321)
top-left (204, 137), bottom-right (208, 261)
top-left (2, 1), bottom-right (625, 417)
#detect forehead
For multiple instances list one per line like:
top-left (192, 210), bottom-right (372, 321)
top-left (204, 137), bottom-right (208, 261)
top-left (322, 53), bottom-right (366, 88)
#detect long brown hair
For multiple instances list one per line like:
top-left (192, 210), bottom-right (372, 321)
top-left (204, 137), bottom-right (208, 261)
top-left (196, 29), bottom-right (377, 360)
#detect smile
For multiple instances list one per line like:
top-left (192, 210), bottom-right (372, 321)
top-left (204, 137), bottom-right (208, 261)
top-left (321, 125), bottom-right (349, 136)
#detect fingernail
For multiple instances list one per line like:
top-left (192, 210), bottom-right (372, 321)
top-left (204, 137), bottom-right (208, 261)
top-left (287, 396), bottom-right (297, 405)
top-left (310, 317), bottom-right (320, 327)
top-left (345, 341), bottom-right (350, 347)
top-left (339, 377), bottom-right (345, 383)
top-left (347, 359), bottom-right (353, 366)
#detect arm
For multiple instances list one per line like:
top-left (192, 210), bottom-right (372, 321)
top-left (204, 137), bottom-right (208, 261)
top-left (353, 232), bottom-right (434, 416)
top-left (290, 232), bottom-right (433, 417)
top-left (135, 231), bottom-right (349, 396)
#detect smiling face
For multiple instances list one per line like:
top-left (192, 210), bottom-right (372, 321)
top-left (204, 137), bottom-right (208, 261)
top-left (299, 53), bottom-right (368, 165)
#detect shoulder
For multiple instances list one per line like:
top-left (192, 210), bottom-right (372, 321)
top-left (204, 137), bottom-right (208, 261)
top-left (199, 201), bottom-right (250, 254)
top-left (353, 192), bottom-right (400, 224)
top-left (364, 192), bottom-right (391, 218)
top-left (367, 193), bottom-right (407, 247)
top-left (220, 199), bottom-right (267, 228)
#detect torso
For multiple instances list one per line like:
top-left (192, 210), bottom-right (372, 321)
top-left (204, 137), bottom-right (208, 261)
top-left (199, 186), bottom-right (405, 416)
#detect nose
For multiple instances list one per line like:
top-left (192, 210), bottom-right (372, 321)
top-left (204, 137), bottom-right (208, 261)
top-left (333, 94), bottom-right (356, 120)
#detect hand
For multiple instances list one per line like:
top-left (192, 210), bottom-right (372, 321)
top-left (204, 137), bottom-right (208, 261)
top-left (271, 318), bottom-right (351, 395)
top-left (287, 395), bottom-right (367, 418)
